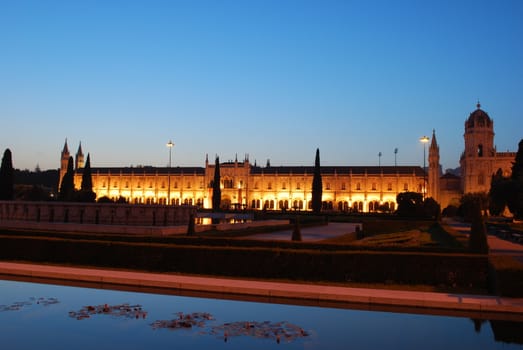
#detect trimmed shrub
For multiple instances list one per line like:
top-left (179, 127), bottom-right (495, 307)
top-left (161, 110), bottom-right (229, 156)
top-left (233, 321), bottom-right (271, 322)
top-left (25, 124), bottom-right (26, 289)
top-left (291, 217), bottom-right (302, 241)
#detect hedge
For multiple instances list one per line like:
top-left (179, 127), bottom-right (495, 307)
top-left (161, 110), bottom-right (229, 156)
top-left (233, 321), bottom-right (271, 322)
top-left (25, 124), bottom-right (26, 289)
top-left (489, 256), bottom-right (523, 297)
top-left (0, 235), bottom-right (488, 289)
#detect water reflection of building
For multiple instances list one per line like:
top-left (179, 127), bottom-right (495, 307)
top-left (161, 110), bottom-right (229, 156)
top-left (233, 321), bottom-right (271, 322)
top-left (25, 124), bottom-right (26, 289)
top-left (60, 103), bottom-right (516, 212)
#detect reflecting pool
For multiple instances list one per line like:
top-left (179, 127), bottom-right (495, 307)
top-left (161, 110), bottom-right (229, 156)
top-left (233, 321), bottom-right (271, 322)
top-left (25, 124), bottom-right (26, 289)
top-left (1, 278), bottom-right (522, 349)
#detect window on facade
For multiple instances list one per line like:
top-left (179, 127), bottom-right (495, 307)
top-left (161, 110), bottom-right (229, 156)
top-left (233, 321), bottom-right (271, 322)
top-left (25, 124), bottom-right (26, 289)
top-left (356, 183), bottom-right (361, 190)
top-left (478, 144), bottom-right (483, 157)
top-left (282, 182), bottom-right (286, 190)
top-left (102, 181), bottom-right (106, 188)
top-left (161, 182), bottom-right (165, 189)
top-left (174, 182), bottom-right (178, 188)
top-left (149, 182), bottom-right (153, 188)
top-left (125, 181), bottom-right (129, 188)
top-left (224, 179), bottom-right (233, 188)
top-left (371, 183), bottom-right (377, 191)
top-left (341, 183), bottom-right (346, 190)
top-left (326, 183), bottom-right (331, 190)
top-left (254, 182), bottom-right (259, 189)
top-left (113, 182), bottom-right (117, 188)
top-left (296, 182), bottom-right (301, 190)
top-left (404, 183), bottom-right (408, 191)
top-left (267, 182), bottom-right (272, 190)
top-left (137, 182), bottom-right (141, 188)
top-left (187, 182), bottom-right (191, 189)
top-left (387, 183), bottom-right (392, 191)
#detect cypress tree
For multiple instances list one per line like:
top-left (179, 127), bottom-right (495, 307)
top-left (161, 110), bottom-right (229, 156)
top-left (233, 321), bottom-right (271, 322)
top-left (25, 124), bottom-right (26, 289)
top-left (79, 153), bottom-right (96, 202)
top-left (291, 216), bottom-right (302, 241)
top-left (311, 148), bottom-right (322, 213)
top-left (187, 213), bottom-right (195, 236)
top-left (212, 156), bottom-right (221, 211)
top-left (468, 199), bottom-right (489, 254)
top-left (0, 149), bottom-right (14, 200)
top-left (511, 139), bottom-right (523, 219)
top-left (59, 156), bottom-right (75, 201)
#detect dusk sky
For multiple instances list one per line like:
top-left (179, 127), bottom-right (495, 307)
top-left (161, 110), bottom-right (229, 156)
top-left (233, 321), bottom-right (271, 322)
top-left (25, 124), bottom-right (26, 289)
top-left (1, 0), bottom-right (522, 172)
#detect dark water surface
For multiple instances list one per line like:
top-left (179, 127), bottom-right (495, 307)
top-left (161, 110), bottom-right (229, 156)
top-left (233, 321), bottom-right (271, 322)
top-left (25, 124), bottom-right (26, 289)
top-left (1, 279), bottom-right (522, 349)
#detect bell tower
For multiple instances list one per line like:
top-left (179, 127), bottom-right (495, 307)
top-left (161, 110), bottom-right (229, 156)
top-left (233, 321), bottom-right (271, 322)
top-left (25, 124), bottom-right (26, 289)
top-left (59, 139), bottom-right (70, 189)
top-left (428, 129), bottom-right (440, 202)
top-left (460, 102), bottom-right (495, 193)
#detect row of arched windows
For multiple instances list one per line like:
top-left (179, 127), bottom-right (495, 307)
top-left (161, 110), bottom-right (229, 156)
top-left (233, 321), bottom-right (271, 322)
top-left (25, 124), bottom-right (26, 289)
top-left (120, 197), bottom-right (204, 207)
top-left (250, 198), bottom-right (397, 212)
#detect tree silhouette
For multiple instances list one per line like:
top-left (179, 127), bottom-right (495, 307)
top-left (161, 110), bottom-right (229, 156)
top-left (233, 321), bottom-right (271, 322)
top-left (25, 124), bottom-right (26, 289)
top-left (459, 192), bottom-right (489, 222)
top-left (396, 191), bottom-right (423, 217)
top-left (469, 198), bottom-right (489, 254)
top-left (311, 148), bottom-right (322, 213)
top-left (78, 153), bottom-right (96, 202)
top-left (291, 216), bottom-right (302, 241)
top-left (423, 197), bottom-right (441, 220)
top-left (187, 213), bottom-right (196, 236)
top-left (511, 139), bottom-right (523, 219)
top-left (212, 156), bottom-right (221, 211)
top-left (0, 149), bottom-right (14, 200)
top-left (489, 168), bottom-right (512, 216)
top-left (59, 156), bottom-right (75, 201)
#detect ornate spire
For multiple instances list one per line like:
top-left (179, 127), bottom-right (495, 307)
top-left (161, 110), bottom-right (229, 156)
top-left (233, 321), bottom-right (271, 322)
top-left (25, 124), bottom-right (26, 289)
top-left (476, 100), bottom-right (481, 109)
top-left (77, 142), bottom-right (83, 157)
top-left (62, 138), bottom-right (69, 154)
top-left (430, 129), bottom-right (438, 149)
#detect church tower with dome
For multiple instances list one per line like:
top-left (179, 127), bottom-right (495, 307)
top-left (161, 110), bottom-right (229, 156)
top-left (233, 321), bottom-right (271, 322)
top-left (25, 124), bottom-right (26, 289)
top-left (460, 102), bottom-right (515, 194)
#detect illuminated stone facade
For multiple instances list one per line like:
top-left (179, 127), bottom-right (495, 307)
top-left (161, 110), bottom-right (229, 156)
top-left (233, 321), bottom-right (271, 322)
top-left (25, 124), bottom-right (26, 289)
top-left (59, 103), bottom-right (516, 211)
top-left (60, 143), bottom-right (426, 212)
top-left (84, 161), bottom-right (426, 212)
top-left (428, 103), bottom-right (516, 208)
top-left (459, 103), bottom-right (516, 193)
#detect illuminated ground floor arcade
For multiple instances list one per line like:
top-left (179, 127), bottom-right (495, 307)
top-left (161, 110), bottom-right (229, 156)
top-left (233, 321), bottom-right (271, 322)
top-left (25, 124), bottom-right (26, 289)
top-left (73, 162), bottom-right (426, 213)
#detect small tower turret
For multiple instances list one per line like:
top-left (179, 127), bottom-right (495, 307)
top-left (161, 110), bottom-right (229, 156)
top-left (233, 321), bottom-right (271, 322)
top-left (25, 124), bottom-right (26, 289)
top-left (59, 139), bottom-right (70, 189)
top-left (75, 142), bottom-right (84, 170)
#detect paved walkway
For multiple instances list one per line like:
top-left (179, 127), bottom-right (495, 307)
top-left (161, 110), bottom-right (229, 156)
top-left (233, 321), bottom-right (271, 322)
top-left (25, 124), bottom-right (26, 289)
top-left (443, 218), bottom-right (523, 263)
top-left (1, 261), bottom-right (523, 320)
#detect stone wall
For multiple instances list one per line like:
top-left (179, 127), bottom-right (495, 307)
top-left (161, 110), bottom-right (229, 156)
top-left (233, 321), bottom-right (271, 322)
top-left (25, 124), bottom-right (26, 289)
top-left (0, 201), bottom-right (196, 227)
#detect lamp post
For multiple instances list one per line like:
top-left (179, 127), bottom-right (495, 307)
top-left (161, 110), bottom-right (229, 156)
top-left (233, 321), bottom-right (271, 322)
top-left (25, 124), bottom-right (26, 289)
top-left (394, 148), bottom-right (398, 167)
top-left (166, 140), bottom-right (174, 205)
top-left (419, 136), bottom-right (429, 200)
top-left (378, 152), bottom-right (382, 168)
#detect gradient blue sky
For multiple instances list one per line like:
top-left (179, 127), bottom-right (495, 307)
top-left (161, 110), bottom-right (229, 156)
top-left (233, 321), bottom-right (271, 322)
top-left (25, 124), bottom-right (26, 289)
top-left (1, 0), bottom-right (522, 172)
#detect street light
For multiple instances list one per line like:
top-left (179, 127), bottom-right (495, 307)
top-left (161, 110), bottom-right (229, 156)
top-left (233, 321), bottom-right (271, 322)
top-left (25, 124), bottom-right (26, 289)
top-left (166, 140), bottom-right (174, 205)
top-left (394, 148), bottom-right (398, 167)
top-left (378, 152), bottom-right (382, 168)
top-left (419, 136), bottom-right (429, 200)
